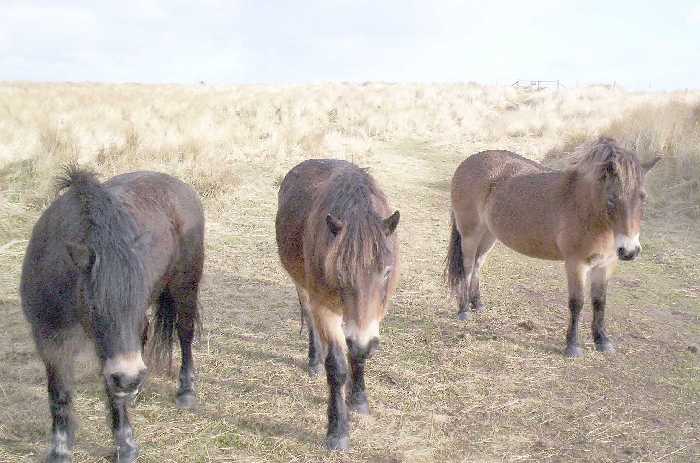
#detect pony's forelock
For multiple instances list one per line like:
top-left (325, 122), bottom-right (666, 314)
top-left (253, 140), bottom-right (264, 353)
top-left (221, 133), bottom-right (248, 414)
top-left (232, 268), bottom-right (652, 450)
top-left (574, 137), bottom-right (643, 197)
top-left (307, 166), bottom-right (393, 289)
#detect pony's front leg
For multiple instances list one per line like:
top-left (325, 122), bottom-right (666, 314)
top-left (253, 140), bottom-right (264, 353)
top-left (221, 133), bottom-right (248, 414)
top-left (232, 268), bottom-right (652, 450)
top-left (325, 341), bottom-right (350, 450)
top-left (45, 362), bottom-right (75, 463)
top-left (315, 309), bottom-right (350, 450)
top-left (591, 265), bottom-right (615, 353)
top-left (348, 349), bottom-right (368, 415)
top-left (564, 260), bottom-right (587, 358)
top-left (347, 336), bottom-right (379, 415)
top-left (105, 387), bottom-right (138, 463)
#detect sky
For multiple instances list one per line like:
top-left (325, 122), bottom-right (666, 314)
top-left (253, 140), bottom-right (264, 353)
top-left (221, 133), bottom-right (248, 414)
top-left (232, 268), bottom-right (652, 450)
top-left (1, 1), bottom-right (699, 90)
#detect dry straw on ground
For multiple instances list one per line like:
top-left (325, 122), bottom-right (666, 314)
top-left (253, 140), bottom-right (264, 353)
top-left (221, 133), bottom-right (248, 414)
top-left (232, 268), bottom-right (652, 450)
top-left (0, 83), bottom-right (698, 462)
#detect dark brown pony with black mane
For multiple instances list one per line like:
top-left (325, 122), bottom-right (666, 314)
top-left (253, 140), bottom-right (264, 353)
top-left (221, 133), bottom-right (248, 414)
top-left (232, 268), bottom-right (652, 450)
top-left (21, 167), bottom-right (204, 463)
top-left (446, 137), bottom-right (660, 357)
top-left (276, 159), bottom-right (400, 450)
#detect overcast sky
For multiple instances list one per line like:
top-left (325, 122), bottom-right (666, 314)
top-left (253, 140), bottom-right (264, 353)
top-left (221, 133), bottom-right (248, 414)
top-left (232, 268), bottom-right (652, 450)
top-left (1, 1), bottom-right (699, 90)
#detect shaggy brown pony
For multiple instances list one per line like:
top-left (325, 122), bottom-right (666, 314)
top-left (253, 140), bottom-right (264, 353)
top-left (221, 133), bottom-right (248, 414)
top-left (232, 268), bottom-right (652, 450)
top-left (275, 159), bottom-right (400, 450)
top-left (446, 137), bottom-right (660, 357)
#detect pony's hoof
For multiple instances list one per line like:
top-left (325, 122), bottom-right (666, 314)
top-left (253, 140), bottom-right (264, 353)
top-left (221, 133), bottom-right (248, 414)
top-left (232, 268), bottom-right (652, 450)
top-left (114, 445), bottom-right (138, 463)
top-left (326, 434), bottom-right (350, 451)
top-left (565, 345), bottom-right (584, 358)
top-left (595, 341), bottom-right (615, 353)
top-left (47, 449), bottom-right (72, 463)
top-left (176, 391), bottom-right (197, 409)
top-left (473, 302), bottom-right (486, 313)
top-left (457, 310), bottom-right (472, 321)
top-left (308, 362), bottom-right (323, 378)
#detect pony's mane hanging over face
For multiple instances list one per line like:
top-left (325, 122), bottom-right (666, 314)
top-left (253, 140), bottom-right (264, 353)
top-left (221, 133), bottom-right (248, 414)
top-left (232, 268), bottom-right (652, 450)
top-left (574, 137), bottom-right (643, 198)
top-left (309, 166), bottom-right (394, 289)
top-left (57, 165), bottom-right (146, 354)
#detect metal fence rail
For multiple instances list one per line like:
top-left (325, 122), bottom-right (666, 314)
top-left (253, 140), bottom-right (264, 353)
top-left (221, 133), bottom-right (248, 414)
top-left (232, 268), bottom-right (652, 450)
top-left (512, 80), bottom-right (563, 90)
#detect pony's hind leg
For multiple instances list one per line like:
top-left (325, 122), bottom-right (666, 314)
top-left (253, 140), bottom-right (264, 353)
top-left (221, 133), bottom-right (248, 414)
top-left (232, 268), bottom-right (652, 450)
top-left (469, 232), bottom-right (496, 313)
top-left (43, 354), bottom-right (75, 463)
top-left (312, 305), bottom-right (350, 451)
top-left (564, 260), bottom-right (588, 358)
top-left (296, 284), bottom-right (323, 377)
top-left (170, 286), bottom-right (200, 409)
top-left (590, 265), bottom-right (615, 353)
top-left (105, 382), bottom-right (138, 462)
top-left (455, 229), bottom-right (485, 320)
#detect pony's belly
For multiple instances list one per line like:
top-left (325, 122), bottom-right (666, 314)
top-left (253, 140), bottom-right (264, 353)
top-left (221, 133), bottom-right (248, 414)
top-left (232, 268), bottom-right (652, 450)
top-left (496, 234), bottom-right (563, 261)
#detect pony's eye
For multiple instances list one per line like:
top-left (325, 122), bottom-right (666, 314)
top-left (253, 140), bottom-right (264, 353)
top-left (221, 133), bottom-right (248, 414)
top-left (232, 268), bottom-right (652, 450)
top-left (607, 198), bottom-right (616, 211)
top-left (640, 191), bottom-right (647, 202)
top-left (383, 267), bottom-right (392, 280)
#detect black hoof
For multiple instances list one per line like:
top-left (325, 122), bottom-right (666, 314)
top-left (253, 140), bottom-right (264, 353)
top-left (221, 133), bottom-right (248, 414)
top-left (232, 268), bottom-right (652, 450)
top-left (326, 434), bottom-right (349, 451)
top-left (595, 341), bottom-right (615, 353)
top-left (308, 362), bottom-right (323, 378)
top-left (457, 310), bottom-right (472, 321)
top-left (176, 391), bottom-right (196, 409)
top-left (565, 344), bottom-right (584, 358)
top-left (114, 445), bottom-right (138, 463)
top-left (47, 449), bottom-right (72, 463)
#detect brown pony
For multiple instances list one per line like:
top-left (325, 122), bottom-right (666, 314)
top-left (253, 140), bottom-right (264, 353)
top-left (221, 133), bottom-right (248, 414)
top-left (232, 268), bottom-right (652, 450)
top-left (446, 137), bottom-right (660, 357)
top-left (275, 159), bottom-right (400, 450)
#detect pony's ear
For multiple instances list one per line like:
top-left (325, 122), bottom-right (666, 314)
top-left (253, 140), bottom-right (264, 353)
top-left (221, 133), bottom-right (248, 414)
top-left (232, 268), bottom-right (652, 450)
top-left (66, 242), bottom-right (95, 272)
top-left (326, 214), bottom-right (343, 236)
top-left (383, 210), bottom-right (400, 235)
top-left (642, 155), bottom-right (662, 174)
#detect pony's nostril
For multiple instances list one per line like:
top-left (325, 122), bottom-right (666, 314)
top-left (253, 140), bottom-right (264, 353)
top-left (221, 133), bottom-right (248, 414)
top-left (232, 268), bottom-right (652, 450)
top-left (110, 372), bottom-right (144, 393)
top-left (110, 373), bottom-right (124, 390)
top-left (617, 247), bottom-right (625, 258)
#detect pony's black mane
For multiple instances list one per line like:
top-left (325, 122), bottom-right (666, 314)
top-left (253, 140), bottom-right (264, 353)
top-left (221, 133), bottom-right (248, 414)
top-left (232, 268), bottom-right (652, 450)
top-left (316, 165), bottom-right (392, 287)
top-left (56, 166), bottom-right (146, 323)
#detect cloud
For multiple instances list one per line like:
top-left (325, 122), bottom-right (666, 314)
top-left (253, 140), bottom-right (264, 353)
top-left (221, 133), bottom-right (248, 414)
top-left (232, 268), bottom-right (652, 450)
top-left (690, 3), bottom-right (700, 24)
top-left (0, 0), bottom-right (697, 89)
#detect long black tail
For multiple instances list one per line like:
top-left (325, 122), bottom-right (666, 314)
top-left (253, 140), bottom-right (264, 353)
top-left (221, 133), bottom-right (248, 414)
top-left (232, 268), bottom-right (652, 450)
top-left (445, 212), bottom-right (467, 302)
top-left (149, 290), bottom-right (202, 372)
top-left (149, 290), bottom-right (177, 372)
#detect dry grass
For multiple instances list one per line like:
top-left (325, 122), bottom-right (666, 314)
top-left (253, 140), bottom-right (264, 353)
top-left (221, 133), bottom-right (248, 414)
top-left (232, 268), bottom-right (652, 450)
top-left (0, 83), bottom-right (698, 462)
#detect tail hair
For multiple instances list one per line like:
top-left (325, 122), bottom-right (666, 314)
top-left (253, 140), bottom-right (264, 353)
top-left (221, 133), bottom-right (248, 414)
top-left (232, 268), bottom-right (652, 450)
top-left (55, 163), bottom-right (100, 195)
top-left (444, 212), bottom-right (467, 301)
top-left (148, 290), bottom-right (202, 373)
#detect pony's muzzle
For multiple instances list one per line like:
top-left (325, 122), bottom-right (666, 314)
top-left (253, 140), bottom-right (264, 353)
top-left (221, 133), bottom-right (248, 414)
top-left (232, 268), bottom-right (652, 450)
top-left (103, 352), bottom-right (148, 398)
top-left (346, 337), bottom-right (380, 360)
top-left (108, 370), bottom-right (147, 396)
top-left (617, 246), bottom-right (641, 261)
top-left (615, 233), bottom-right (641, 261)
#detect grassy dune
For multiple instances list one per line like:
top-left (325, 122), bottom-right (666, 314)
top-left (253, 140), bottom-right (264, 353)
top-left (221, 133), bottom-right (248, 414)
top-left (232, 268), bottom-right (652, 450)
top-left (0, 83), bottom-right (698, 462)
